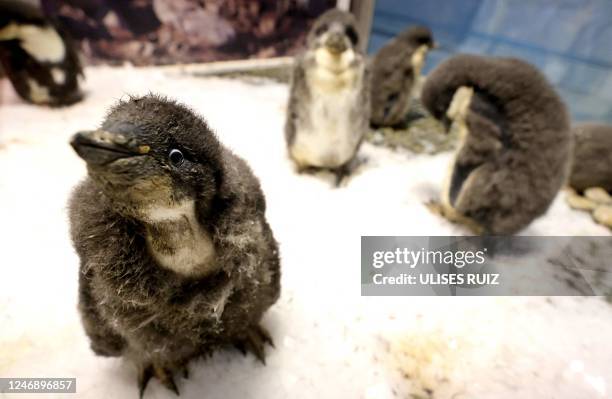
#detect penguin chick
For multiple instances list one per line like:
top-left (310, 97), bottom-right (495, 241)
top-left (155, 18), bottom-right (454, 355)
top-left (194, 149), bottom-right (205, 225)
top-left (0, 0), bottom-right (83, 105)
top-left (68, 95), bottom-right (280, 397)
top-left (370, 26), bottom-right (435, 127)
top-left (565, 123), bottom-right (612, 228)
top-left (422, 54), bottom-right (572, 234)
top-left (568, 123), bottom-right (612, 193)
top-left (285, 9), bottom-right (369, 184)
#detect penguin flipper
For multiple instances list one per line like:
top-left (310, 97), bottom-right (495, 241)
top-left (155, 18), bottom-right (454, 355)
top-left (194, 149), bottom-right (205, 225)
top-left (285, 56), bottom-right (309, 148)
top-left (78, 264), bottom-right (127, 357)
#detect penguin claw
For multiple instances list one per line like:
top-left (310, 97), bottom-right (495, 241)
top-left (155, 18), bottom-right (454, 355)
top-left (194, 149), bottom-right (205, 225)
top-left (137, 363), bottom-right (180, 398)
top-left (333, 157), bottom-right (365, 187)
top-left (138, 364), bottom-right (153, 399)
top-left (234, 324), bottom-right (274, 365)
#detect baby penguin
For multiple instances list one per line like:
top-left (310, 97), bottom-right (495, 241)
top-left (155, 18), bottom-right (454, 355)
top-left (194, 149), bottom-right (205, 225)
top-left (566, 123), bottom-right (612, 228)
top-left (370, 26), bottom-right (435, 127)
top-left (285, 9), bottom-right (369, 184)
top-left (68, 95), bottom-right (280, 397)
top-left (422, 54), bottom-right (572, 234)
top-left (0, 0), bottom-right (83, 105)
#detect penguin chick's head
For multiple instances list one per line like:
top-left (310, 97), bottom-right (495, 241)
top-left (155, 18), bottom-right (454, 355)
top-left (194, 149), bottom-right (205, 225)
top-left (398, 26), bottom-right (435, 49)
top-left (307, 9), bottom-right (359, 58)
top-left (70, 95), bottom-right (223, 217)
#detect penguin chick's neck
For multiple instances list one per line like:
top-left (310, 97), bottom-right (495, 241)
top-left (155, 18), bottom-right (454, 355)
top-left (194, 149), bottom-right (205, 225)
top-left (143, 200), bottom-right (217, 278)
top-left (311, 47), bottom-right (359, 92)
top-left (447, 86), bottom-right (473, 138)
top-left (314, 47), bottom-right (356, 74)
top-left (410, 45), bottom-right (430, 78)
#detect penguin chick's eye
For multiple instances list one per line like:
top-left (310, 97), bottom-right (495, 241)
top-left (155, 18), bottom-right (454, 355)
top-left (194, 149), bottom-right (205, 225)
top-left (315, 24), bottom-right (327, 36)
top-left (345, 27), bottom-right (358, 45)
top-left (168, 149), bottom-right (185, 167)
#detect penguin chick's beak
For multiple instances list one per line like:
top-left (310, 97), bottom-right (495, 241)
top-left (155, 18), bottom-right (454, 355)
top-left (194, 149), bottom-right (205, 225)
top-left (325, 32), bottom-right (348, 54)
top-left (70, 130), bottom-right (150, 166)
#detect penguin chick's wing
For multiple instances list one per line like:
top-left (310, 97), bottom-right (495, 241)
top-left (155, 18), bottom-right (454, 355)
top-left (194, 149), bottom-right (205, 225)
top-left (78, 264), bottom-right (127, 357)
top-left (355, 60), bottom-right (371, 139)
top-left (211, 154), bottom-right (281, 293)
top-left (285, 55), bottom-right (309, 148)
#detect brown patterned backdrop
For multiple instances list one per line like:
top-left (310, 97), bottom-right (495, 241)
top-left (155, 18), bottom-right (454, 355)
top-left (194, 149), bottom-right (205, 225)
top-left (41, 0), bottom-right (335, 65)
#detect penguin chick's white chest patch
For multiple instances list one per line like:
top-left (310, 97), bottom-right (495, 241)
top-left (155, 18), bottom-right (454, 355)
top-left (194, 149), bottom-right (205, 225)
top-left (291, 48), bottom-right (364, 168)
top-left (145, 201), bottom-right (217, 277)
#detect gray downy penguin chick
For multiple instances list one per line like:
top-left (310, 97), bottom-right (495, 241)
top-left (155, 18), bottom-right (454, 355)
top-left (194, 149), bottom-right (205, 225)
top-left (568, 123), bottom-right (612, 193)
top-left (565, 123), bottom-right (612, 227)
top-left (68, 95), bottom-right (280, 397)
top-left (370, 26), bottom-right (435, 127)
top-left (0, 0), bottom-right (83, 105)
top-left (285, 8), bottom-right (370, 185)
top-left (422, 54), bottom-right (572, 234)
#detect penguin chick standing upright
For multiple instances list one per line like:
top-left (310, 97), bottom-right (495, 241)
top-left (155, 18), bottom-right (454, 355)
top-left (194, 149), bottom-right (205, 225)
top-left (565, 123), bottom-right (612, 227)
top-left (0, 0), bottom-right (83, 105)
top-left (285, 9), bottom-right (369, 184)
top-left (422, 54), bottom-right (572, 234)
top-left (68, 95), bottom-right (280, 397)
top-left (370, 26), bottom-right (435, 127)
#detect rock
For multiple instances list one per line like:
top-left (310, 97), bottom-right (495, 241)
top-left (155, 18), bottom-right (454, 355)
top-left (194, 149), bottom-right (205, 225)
top-left (593, 206), bottom-right (612, 228)
top-left (584, 187), bottom-right (612, 205)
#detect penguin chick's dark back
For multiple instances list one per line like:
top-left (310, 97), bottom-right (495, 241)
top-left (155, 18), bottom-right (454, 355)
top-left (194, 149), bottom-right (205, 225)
top-left (68, 94), bottom-right (280, 396)
top-left (422, 54), bottom-right (572, 234)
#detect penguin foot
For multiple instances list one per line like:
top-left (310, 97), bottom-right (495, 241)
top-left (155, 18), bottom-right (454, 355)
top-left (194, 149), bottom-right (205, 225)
top-left (333, 167), bottom-right (350, 187)
top-left (137, 363), bottom-right (180, 398)
top-left (426, 200), bottom-right (484, 234)
top-left (181, 364), bottom-right (190, 379)
top-left (295, 165), bottom-right (320, 175)
top-left (234, 324), bottom-right (274, 365)
top-left (333, 156), bottom-right (367, 187)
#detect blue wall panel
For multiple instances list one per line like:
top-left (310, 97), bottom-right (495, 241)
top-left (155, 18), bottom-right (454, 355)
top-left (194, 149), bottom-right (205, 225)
top-left (369, 0), bottom-right (612, 124)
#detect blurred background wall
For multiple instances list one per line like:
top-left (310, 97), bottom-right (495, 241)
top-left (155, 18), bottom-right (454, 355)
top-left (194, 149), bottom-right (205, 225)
top-left (40, 0), bottom-right (335, 65)
top-left (368, 0), bottom-right (612, 124)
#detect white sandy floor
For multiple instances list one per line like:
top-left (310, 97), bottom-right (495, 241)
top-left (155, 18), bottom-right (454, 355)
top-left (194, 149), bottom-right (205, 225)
top-left (1, 65), bottom-right (611, 399)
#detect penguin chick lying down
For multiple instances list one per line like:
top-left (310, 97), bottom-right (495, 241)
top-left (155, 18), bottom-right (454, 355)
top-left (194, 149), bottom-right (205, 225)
top-left (285, 9), bottom-right (370, 185)
top-left (0, 0), bottom-right (83, 105)
top-left (422, 54), bottom-right (572, 235)
top-left (68, 95), bottom-right (280, 397)
top-left (566, 123), bottom-right (612, 228)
